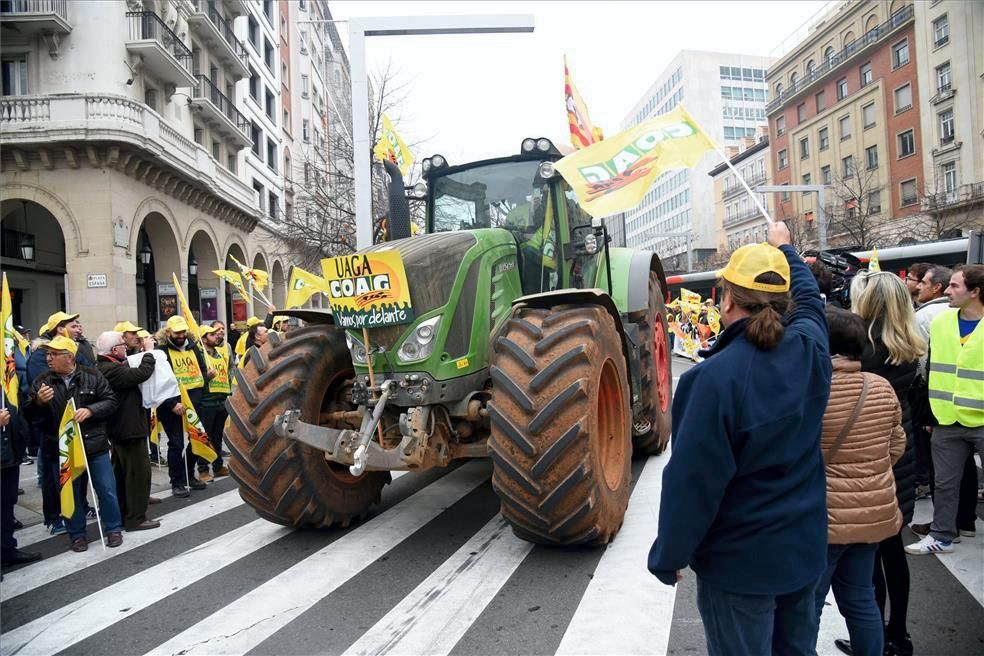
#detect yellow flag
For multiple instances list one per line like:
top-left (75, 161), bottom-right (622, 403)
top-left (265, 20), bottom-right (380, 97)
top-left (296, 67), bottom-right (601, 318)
top-left (286, 266), bottom-right (328, 309)
top-left (180, 386), bottom-right (217, 463)
top-left (869, 248), bottom-right (881, 272)
top-left (373, 113), bottom-right (414, 177)
top-left (1, 273), bottom-right (19, 409)
top-left (172, 273), bottom-right (201, 341)
top-left (213, 269), bottom-right (250, 301)
top-left (680, 288), bottom-right (702, 305)
top-left (554, 104), bottom-right (716, 218)
top-left (228, 255), bottom-right (269, 293)
top-left (149, 407), bottom-right (161, 445)
top-left (58, 399), bottom-right (87, 519)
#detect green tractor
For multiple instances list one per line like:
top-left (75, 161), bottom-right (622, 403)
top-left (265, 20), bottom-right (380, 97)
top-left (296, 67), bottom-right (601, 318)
top-left (225, 137), bottom-right (673, 546)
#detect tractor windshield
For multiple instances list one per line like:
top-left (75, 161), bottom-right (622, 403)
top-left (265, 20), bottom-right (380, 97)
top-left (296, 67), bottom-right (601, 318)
top-left (430, 160), bottom-right (550, 235)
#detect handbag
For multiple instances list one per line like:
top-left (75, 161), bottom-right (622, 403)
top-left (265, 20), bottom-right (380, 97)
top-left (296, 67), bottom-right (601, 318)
top-left (824, 373), bottom-right (870, 465)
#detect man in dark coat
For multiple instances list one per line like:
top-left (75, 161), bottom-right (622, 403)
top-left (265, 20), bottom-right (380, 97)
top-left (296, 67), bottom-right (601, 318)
top-left (1, 405), bottom-right (42, 567)
top-left (95, 331), bottom-right (159, 532)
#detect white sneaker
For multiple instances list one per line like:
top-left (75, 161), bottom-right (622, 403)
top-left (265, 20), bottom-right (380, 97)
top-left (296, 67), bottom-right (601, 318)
top-left (904, 534), bottom-right (954, 555)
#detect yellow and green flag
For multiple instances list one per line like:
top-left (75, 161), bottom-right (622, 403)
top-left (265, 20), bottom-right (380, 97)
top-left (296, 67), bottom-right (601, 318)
top-left (58, 399), bottom-right (87, 519)
top-left (1, 273), bottom-right (19, 409)
top-left (172, 273), bottom-right (202, 341)
top-left (180, 386), bottom-right (217, 463)
top-left (149, 407), bottom-right (161, 445)
top-left (229, 255), bottom-right (269, 293)
top-left (373, 113), bottom-right (414, 177)
top-left (285, 266), bottom-right (328, 309)
top-left (213, 269), bottom-right (250, 301)
top-left (554, 104), bottom-right (716, 218)
top-left (869, 248), bottom-right (881, 272)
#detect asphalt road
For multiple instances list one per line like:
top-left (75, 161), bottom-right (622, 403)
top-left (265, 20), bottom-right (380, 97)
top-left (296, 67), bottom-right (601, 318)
top-left (2, 355), bottom-right (982, 655)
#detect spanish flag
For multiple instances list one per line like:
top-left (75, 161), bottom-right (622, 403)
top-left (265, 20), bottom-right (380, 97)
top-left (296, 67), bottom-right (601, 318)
top-left (285, 266), bottom-right (327, 309)
top-left (565, 55), bottom-right (603, 150)
top-left (1, 273), bottom-right (19, 409)
top-left (58, 399), bottom-right (87, 519)
top-left (180, 386), bottom-right (216, 463)
top-left (172, 273), bottom-right (202, 341)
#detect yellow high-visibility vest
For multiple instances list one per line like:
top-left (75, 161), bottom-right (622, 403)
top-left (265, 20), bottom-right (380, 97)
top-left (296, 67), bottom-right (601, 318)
top-left (928, 309), bottom-right (984, 427)
top-left (168, 348), bottom-right (204, 390)
top-left (204, 346), bottom-right (231, 395)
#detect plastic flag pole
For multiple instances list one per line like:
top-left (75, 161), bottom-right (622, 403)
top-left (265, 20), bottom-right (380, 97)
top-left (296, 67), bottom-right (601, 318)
top-left (77, 429), bottom-right (107, 551)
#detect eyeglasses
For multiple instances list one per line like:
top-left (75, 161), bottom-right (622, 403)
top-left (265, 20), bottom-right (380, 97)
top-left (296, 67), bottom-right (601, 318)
top-left (45, 350), bottom-right (72, 358)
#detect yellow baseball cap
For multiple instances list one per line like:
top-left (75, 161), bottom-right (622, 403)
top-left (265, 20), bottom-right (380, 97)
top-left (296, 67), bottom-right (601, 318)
top-left (40, 335), bottom-right (78, 356)
top-left (166, 315), bottom-right (190, 332)
top-left (40, 311), bottom-right (79, 335)
top-left (137, 329), bottom-right (152, 339)
top-left (717, 243), bottom-right (790, 293)
top-left (199, 324), bottom-right (219, 337)
top-left (245, 316), bottom-right (262, 328)
top-left (114, 321), bottom-right (144, 333)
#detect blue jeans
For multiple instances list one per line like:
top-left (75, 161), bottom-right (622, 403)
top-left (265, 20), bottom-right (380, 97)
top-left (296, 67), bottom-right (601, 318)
top-left (696, 577), bottom-right (817, 656)
top-left (814, 543), bottom-right (883, 656)
top-left (67, 450), bottom-right (122, 539)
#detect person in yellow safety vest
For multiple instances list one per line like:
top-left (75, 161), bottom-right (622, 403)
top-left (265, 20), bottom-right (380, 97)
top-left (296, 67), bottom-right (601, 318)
top-left (155, 315), bottom-right (215, 497)
top-left (196, 324), bottom-right (231, 481)
top-left (906, 264), bottom-right (984, 556)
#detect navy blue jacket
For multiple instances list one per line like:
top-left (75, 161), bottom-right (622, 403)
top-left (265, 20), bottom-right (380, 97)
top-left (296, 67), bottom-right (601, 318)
top-left (648, 245), bottom-right (832, 595)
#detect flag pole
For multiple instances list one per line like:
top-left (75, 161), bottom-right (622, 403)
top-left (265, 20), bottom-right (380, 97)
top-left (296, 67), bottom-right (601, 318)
top-left (229, 255), bottom-right (275, 308)
top-left (76, 427), bottom-right (107, 552)
top-left (361, 327), bottom-right (385, 446)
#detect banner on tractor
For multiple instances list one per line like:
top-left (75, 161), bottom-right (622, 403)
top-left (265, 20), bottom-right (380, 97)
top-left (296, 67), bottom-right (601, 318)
top-left (374, 114), bottom-right (414, 178)
top-left (554, 104), bottom-right (715, 218)
top-left (321, 251), bottom-right (414, 329)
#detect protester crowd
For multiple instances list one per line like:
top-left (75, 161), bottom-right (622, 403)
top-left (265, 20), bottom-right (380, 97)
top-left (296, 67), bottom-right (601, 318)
top-left (1, 309), bottom-right (287, 563)
top-left (650, 221), bottom-right (983, 656)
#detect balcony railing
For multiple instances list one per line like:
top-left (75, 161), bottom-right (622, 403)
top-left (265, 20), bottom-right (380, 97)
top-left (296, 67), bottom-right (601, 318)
top-left (766, 5), bottom-right (914, 113)
top-left (722, 172), bottom-right (766, 199)
top-left (724, 205), bottom-right (767, 227)
top-left (924, 182), bottom-right (984, 212)
top-left (191, 0), bottom-right (248, 70)
top-left (194, 74), bottom-right (250, 137)
top-left (126, 11), bottom-right (193, 73)
top-left (0, 0), bottom-right (66, 19)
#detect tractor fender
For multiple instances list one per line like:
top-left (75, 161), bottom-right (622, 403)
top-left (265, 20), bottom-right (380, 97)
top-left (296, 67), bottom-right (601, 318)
top-left (596, 249), bottom-right (670, 314)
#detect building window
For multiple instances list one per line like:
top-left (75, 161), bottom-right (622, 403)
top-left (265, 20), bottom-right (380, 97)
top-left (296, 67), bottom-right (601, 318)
top-left (781, 185), bottom-right (791, 202)
top-left (806, 59), bottom-right (815, 77)
top-left (800, 137), bottom-right (809, 160)
top-left (898, 129), bottom-right (915, 158)
top-left (824, 45), bottom-right (835, 63)
top-left (251, 122), bottom-right (262, 158)
top-left (894, 84), bottom-right (912, 112)
top-left (836, 77), bottom-right (848, 101)
top-left (859, 62), bottom-right (872, 87)
top-left (263, 0), bottom-right (273, 23)
top-left (227, 153), bottom-right (237, 173)
top-left (933, 14), bottom-right (949, 46)
top-left (862, 102), bottom-right (876, 128)
top-left (299, 0), bottom-right (306, 9)
top-left (281, 62), bottom-right (288, 85)
top-left (265, 89), bottom-right (275, 121)
top-left (941, 161), bottom-right (957, 192)
top-left (821, 165), bottom-right (831, 185)
top-left (797, 103), bottom-right (806, 123)
top-left (249, 69), bottom-right (259, 101)
top-left (776, 116), bottom-right (785, 136)
top-left (210, 140), bottom-right (220, 162)
top-left (248, 16), bottom-right (259, 48)
top-left (778, 149), bottom-right (788, 169)
top-left (284, 151), bottom-right (291, 179)
top-left (264, 39), bottom-right (274, 71)
top-left (936, 62), bottom-right (951, 92)
top-left (268, 191), bottom-right (279, 220)
top-left (283, 108), bottom-right (289, 128)
top-left (868, 191), bottom-right (881, 214)
top-left (900, 179), bottom-right (918, 206)
top-left (303, 162), bottom-right (310, 185)
top-left (865, 145), bottom-right (878, 170)
top-left (1, 56), bottom-right (28, 96)
top-left (301, 75), bottom-right (309, 97)
top-left (816, 90), bottom-right (826, 112)
top-left (839, 115), bottom-right (851, 140)
top-left (842, 155), bottom-right (854, 177)
top-left (253, 180), bottom-right (265, 213)
top-left (302, 119), bottom-right (310, 142)
top-left (819, 127), bottom-right (829, 150)
top-left (193, 126), bottom-right (204, 145)
top-left (266, 138), bottom-right (277, 172)
top-left (938, 109), bottom-right (954, 144)
top-left (802, 173), bottom-right (811, 193)
top-left (892, 39), bottom-right (909, 68)
top-left (775, 82), bottom-right (783, 98)
top-left (790, 72), bottom-right (799, 88)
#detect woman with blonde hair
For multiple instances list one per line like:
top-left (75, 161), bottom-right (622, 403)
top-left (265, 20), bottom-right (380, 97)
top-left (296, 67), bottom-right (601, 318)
top-left (836, 270), bottom-right (926, 656)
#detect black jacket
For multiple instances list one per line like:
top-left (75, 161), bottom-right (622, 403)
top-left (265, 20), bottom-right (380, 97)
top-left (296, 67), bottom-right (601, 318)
top-left (22, 366), bottom-right (118, 456)
top-left (1, 405), bottom-right (27, 469)
top-left (860, 322), bottom-right (917, 524)
top-left (96, 353), bottom-right (155, 443)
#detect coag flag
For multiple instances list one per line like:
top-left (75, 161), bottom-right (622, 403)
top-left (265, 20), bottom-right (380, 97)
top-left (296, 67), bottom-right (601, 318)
top-left (172, 273), bottom-right (202, 341)
top-left (179, 386), bottom-right (217, 463)
top-left (286, 266), bottom-right (328, 309)
top-left (1, 273), bottom-right (18, 409)
top-left (869, 248), bottom-right (881, 272)
top-left (228, 255), bottom-right (269, 293)
top-left (58, 399), bottom-right (87, 518)
top-left (680, 288), bottom-right (702, 306)
top-left (554, 104), bottom-right (716, 218)
top-left (213, 269), bottom-right (250, 301)
top-left (373, 114), bottom-right (414, 178)
top-left (149, 407), bottom-right (161, 445)
top-left (564, 55), bottom-right (603, 150)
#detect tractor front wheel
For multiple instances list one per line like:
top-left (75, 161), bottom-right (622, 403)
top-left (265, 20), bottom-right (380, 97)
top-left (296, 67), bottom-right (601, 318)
top-left (630, 272), bottom-right (673, 455)
top-left (488, 305), bottom-right (632, 546)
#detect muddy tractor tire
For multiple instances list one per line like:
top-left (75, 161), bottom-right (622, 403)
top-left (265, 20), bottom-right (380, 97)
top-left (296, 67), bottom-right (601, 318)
top-left (225, 325), bottom-right (389, 528)
top-left (488, 305), bottom-right (632, 546)
top-left (630, 272), bottom-right (674, 456)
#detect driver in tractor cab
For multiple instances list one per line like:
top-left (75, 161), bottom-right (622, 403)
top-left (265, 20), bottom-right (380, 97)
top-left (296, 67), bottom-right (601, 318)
top-left (504, 178), bottom-right (557, 293)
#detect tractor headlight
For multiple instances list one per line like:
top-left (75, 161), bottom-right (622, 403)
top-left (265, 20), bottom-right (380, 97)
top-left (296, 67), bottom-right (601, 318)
top-left (521, 138), bottom-right (536, 153)
top-left (431, 154), bottom-right (446, 169)
top-left (537, 161), bottom-right (556, 179)
top-left (584, 233), bottom-right (598, 254)
top-left (412, 182), bottom-right (427, 199)
top-left (397, 316), bottom-right (441, 363)
top-left (536, 138), bottom-right (552, 152)
top-left (345, 332), bottom-right (369, 365)
top-left (422, 158), bottom-right (432, 173)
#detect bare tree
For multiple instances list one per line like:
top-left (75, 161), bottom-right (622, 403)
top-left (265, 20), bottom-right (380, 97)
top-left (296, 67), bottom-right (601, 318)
top-left (909, 167), bottom-right (984, 241)
top-left (824, 164), bottom-right (890, 250)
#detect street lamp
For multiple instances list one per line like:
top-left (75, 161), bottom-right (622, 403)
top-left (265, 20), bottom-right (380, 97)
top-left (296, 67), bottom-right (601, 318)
top-left (19, 233), bottom-right (35, 262)
top-left (139, 241), bottom-right (153, 265)
top-left (188, 254), bottom-right (198, 277)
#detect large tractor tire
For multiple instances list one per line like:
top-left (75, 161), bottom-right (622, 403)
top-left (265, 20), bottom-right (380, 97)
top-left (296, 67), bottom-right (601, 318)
top-left (488, 305), bottom-right (632, 546)
top-left (630, 272), bottom-right (673, 455)
top-left (225, 325), bottom-right (389, 528)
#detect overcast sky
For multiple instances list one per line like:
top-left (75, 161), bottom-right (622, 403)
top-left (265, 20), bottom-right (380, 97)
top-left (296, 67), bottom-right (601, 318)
top-left (330, 1), bottom-right (831, 165)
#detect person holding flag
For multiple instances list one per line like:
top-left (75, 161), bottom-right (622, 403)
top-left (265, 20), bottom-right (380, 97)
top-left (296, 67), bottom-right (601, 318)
top-left (196, 324), bottom-right (230, 481)
top-left (22, 336), bottom-right (121, 552)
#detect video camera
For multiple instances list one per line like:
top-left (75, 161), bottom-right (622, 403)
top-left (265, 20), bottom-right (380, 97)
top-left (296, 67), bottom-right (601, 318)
top-left (802, 249), bottom-right (864, 308)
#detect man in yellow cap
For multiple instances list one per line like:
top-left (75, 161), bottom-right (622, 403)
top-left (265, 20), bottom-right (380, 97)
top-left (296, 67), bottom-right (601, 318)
top-left (27, 312), bottom-right (94, 384)
top-left (23, 336), bottom-right (124, 552)
top-left (196, 325), bottom-right (231, 480)
top-left (113, 321), bottom-right (146, 356)
top-left (155, 315), bottom-right (214, 497)
top-left (649, 222), bottom-right (832, 654)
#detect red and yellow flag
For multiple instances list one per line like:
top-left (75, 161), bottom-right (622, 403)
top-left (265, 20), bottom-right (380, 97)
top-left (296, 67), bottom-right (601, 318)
top-left (179, 386), bottom-right (216, 463)
top-left (58, 399), bottom-right (87, 518)
top-left (565, 55), bottom-right (603, 150)
top-left (1, 273), bottom-right (18, 409)
top-left (172, 272), bottom-right (202, 341)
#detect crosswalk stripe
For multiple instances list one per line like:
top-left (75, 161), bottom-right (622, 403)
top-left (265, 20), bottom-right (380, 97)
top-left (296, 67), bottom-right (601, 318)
top-left (556, 447), bottom-right (675, 655)
top-left (143, 460), bottom-right (491, 656)
top-left (1, 489), bottom-right (244, 602)
top-left (345, 514), bottom-right (532, 656)
top-left (0, 519), bottom-right (291, 656)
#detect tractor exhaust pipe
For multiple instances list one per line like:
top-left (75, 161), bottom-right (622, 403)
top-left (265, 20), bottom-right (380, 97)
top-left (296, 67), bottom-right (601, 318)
top-left (382, 158), bottom-right (413, 241)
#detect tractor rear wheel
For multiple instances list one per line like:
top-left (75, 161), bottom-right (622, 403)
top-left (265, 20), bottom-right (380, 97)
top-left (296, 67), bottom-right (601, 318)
top-left (488, 305), bottom-right (632, 546)
top-left (630, 272), bottom-right (673, 455)
top-left (225, 325), bottom-right (389, 528)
